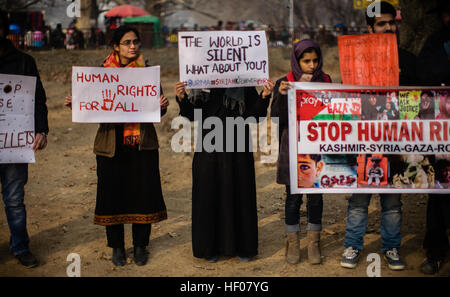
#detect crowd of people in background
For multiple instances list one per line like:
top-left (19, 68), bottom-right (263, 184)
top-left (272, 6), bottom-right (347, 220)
top-left (163, 20), bottom-right (367, 48)
top-left (6, 16), bottom-right (368, 51)
top-left (6, 20), bottom-right (106, 50)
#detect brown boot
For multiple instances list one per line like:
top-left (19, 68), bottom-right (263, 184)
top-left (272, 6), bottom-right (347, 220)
top-left (285, 232), bottom-right (300, 264)
top-left (307, 231), bottom-right (321, 264)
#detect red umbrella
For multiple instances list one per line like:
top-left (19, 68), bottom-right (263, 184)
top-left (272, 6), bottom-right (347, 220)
top-left (104, 5), bottom-right (150, 17)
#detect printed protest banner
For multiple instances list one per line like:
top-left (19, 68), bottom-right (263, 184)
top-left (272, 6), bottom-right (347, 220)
top-left (338, 33), bottom-right (399, 86)
top-left (288, 82), bottom-right (450, 194)
top-left (0, 73), bottom-right (36, 163)
top-left (178, 31), bottom-right (269, 89)
top-left (72, 66), bottom-right (161, 123)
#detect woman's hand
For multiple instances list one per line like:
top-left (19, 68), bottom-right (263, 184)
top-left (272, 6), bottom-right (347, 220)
top-left (175, 82), bottom-right (187, 100)
top-left (160, 95), bottom-right (169, 109)
top-left (278, 81), bottom-right (291, 95)
top-left (64, 95), bottom-right (72, 109)
top-left (299, 74), bottom-right (312, 82)
top-left (261, 79), bottom-right (275, 98)
top-left (33, 133), bottom-right (47, 151)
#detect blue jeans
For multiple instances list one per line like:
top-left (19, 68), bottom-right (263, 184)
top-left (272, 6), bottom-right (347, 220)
top-left (0, 164), bottom-right (30, 255)
top-left (344, 193), bottom-right (402, 253)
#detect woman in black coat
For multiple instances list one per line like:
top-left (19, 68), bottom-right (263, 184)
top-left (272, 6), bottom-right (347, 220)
top-left (175, 80), bottom-right (274, 262)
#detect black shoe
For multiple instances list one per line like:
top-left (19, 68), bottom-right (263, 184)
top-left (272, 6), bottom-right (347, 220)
top-left (112, 247), bottom-right (126, 266)
top-left (15, 251), bottom-right (38, 268)
top-left (420, 258), bottom-right (442, 274)
top-left (133, 246), bottom-right (148, 266)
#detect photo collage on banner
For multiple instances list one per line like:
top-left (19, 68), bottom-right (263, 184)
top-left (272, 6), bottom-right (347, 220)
top-left (289, 83), bottom-right (450, 194)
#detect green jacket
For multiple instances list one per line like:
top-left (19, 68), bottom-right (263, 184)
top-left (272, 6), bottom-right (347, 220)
top-left (93, 123), bottom-right (160, 157)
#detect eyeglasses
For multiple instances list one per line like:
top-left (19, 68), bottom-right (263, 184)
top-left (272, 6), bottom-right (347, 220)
top-left (119, 39), bottom-right (141, 46)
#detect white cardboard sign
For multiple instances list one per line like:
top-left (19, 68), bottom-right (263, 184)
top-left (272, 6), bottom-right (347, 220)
top-left (72, 66), bottom-right (161, 123)
top-left (178, 31), bottom-right (269, 89)
top-left (0, 73), bottom-right (36, 163)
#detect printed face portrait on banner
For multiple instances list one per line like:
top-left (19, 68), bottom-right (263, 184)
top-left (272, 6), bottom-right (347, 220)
top-left (436, 91), bottom-right (450, 120)
top-left (297, 154), bottom-right (324, 188)
top-left (288, 82), bottom-right (450, 194)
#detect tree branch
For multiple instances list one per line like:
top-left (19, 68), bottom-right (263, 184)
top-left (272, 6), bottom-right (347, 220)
top-left (11, 0), bottom-right (43, 11)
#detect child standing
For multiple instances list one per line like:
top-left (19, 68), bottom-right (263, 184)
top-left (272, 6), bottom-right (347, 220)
top-left (271, 40), bottom-right (331, 264)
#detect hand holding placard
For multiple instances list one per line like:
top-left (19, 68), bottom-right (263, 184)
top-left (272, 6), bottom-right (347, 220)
top-left (174, 81), bottom-right (187, 99)
top-left (262, 80), bottom-right (275, 98)
top-left (278, 81), bottom-right (291, 95)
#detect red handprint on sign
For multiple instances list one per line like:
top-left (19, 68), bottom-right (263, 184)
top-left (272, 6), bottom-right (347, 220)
top-left (101, 89), bottom-right (116, 111)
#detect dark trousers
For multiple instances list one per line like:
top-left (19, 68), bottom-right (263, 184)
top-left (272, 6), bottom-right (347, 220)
top-left (105, 224), bottom-right (151, 248)
top-left (423, 195), bottom-right (450, 261)
top-left (0, 164), bottom-right (30, 255)
top-left (285, 185), bottom-right (323, 226)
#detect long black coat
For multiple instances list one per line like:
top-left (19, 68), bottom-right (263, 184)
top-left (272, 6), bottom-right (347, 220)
top-left (416, 27), bottom-right (450, 86)
top-left (177, 88), bottom-right (269, 258)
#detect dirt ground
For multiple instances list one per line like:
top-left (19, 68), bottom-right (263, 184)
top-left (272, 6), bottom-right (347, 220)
top-left (0, 47), bottom-right (448, 277)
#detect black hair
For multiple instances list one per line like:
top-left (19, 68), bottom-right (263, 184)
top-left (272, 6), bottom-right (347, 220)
top-left (309, 154), bottom-right (322, 163)
top-left (0, 10), bottom-right (10, 37)
top-left (298, 154), bottom-right (322, 163)
top-left (421, 91), bottom-right (434, 98)
top-left (299, 47), bottom-right (318, 60)
top-left (365, 1), bottom-right (397, 27)
top-left (111, 25), bottom-right (140, 46)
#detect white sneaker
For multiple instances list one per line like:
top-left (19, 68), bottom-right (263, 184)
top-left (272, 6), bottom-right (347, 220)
top-left (340, 247), bottom-right (360, 269)
top-left (384, 248), bottom-right (406, 270)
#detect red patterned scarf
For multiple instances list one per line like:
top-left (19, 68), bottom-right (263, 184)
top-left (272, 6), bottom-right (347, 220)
top-left (103, 51), bottom-right (145, 146)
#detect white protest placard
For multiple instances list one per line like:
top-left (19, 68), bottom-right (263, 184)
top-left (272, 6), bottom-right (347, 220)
top-left (72, 66), bottom-right (161, 123)
top-left (0, 73), bottom-right (36, 163)
top-left (178, 31), bottom-right (269, 89)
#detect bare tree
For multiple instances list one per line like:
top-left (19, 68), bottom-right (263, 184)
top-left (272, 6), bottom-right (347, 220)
top-left (294, 0), bottom-right (365, 28)
top-left (145, 0), bottom-right (219, 20)
top-left (1, 0), bottom-right (57, 11)
top-left (144, 0), bottom-right (365, 30)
